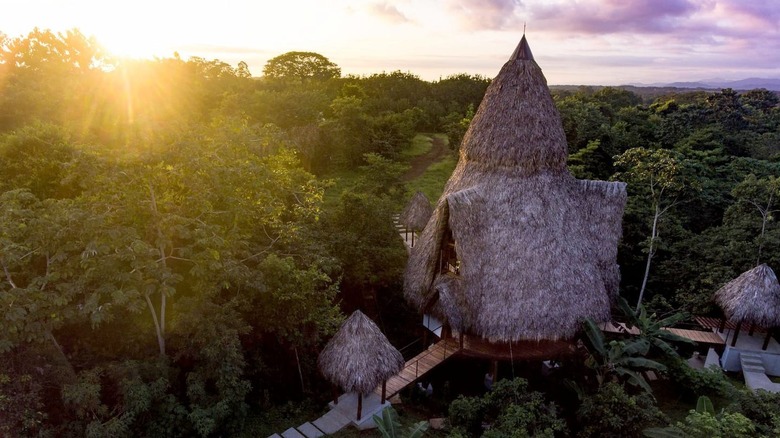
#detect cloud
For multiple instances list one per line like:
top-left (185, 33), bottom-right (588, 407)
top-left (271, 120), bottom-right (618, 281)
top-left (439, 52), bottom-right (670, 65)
top-left (528, 0), bottom-right (700, 34)
top-left (367, 2), bottom-right (411, 24)
top-left (445, 0), bottom-right (524, 30)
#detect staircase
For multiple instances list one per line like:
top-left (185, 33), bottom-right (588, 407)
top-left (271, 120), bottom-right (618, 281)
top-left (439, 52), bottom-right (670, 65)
top-left (375, 338), bottom-right (460, 399)
top-left (740, 352), bottom-right (780, 393)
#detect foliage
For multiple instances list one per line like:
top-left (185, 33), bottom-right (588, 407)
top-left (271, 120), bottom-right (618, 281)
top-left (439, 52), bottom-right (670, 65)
top-left (577, 382), bottom-right (666, 438)
top-left (644, 396), bottom-right (756, 438)
top-left (262, 51), bottom-right (341, 81)
top-left (663, 361), bottom-right (732, 400)
top-left (373, 406), bottom-right (428, 438)
top-left (582, 318), bottom-right (666, 393)
top-left (448, 378), bottom-right (568, 437)
top-left (617, 297), bottom-right (693, 359)
top-left (727, 390), bottom-right (780, 436)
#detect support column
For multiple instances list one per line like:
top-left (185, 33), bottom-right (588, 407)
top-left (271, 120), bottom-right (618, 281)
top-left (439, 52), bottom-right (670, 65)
top-left (332, 385), bottom-right (339, 405)
top-left (357, 393), bottom-right (363, 421)
top-left (491, 360), bottom-right (499, 383)
top-left (749, 323), bottom-right (756, 336)
top-left (718, 318), bottom-right (726, 333)
top-left (381, 381), bottom-right (387, 404)
top-left (763, 329), bottom-right (773, 351)
top-left (731, 320), bottom-right (742, 347)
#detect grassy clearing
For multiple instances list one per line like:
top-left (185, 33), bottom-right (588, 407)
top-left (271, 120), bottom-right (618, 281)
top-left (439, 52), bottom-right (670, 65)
top-left (405, 153), bottom-right (457, 202)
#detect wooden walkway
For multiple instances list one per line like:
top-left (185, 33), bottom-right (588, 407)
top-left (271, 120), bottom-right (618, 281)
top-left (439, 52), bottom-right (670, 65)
top-left (375, 338), bottom-right (460, 399)
top-left (599, 321), bottom-right (725, 346)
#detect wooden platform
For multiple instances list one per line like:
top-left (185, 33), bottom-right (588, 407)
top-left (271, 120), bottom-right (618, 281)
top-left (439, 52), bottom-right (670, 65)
top-left (375, 338), bottom-right (460, 399)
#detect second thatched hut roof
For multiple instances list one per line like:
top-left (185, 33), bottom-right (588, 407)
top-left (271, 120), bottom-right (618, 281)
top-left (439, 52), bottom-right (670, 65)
top-left (715, 264), bottom-right (780, 328)
top-left (400, 191), bottom-right (433, 231)
top-left (318, 310), bottom-right (404, 394)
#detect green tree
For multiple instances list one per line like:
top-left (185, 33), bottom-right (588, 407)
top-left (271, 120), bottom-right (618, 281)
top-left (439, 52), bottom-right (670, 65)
top-left (448, 378), bottom-right (567, 437)
top-left (577, 382), bottom-right (666, 438)
top-left (614, 147), bottom-right (692, 310)
top-left (262, 51), bottom-right (341, 81)
top-left (728, 174), bottom-right (780, 265)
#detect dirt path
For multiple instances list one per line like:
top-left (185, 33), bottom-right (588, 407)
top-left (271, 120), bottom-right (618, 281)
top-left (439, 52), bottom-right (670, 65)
top-left (402, 135), bottom-right (449, 182)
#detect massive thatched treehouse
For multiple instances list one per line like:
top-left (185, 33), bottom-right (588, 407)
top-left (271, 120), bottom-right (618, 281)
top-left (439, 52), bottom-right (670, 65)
top-left (404, 36), bottom-right (627, 360)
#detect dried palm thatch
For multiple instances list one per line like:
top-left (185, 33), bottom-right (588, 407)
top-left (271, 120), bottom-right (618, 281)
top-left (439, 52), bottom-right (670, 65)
top-left (404, 36), bottom-right (627, 343)
top-left (318, 310), bottom-right (404, 394)
top-left (400, 191), bottom-right (433, 231)
top-left (715, 264), bottom-right (780, 327)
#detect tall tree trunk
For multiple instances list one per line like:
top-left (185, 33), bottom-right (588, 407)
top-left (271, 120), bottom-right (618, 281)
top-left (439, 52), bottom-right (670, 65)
top-left (636, 204), bottom-right (660, 311)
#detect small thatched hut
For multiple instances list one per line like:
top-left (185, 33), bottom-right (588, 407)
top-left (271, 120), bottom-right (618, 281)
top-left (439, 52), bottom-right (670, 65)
top-left (400, 191), bottom-right (433, 246)
top-left (318, 310), bottom-right (404, 419)
top-left (400, 191), bottom-right (433, 231)
top-left (715, 264), bottom-right (780, 348)
top-left (404, 35), bottom-right (627, 356)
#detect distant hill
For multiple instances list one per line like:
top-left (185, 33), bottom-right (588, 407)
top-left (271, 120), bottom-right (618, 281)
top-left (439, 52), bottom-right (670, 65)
top-left (637, 78), bottom-right (780, 91)
top-left (550, 79), bottom-right (780, 103)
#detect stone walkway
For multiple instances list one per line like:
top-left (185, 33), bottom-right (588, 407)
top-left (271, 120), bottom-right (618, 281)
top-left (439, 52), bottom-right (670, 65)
top-left (267, 393), bottom-right (388, 438)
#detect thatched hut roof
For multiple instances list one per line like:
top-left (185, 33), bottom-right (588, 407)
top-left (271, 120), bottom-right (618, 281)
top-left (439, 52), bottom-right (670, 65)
top-left (715, 264), bottom-right (780, 328)
top-left (318, 310), bottom-right (404, 394)
top-left (404, 35), bottom-right (627, 343)
top-left (400, 191), bottom-right (433, 231)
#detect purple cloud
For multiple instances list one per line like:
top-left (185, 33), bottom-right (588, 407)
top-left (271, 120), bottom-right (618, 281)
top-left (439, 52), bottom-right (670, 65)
top-left (445, 0), bottom-right (524, 30)
top-left (368, 2), bottom-right (411, 24)
top-left (529, 0), bottom-right (700, 34)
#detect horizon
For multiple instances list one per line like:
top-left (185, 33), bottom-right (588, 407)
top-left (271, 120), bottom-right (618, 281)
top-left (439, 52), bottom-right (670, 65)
top-left (3, 0), bottom-right (780, 86)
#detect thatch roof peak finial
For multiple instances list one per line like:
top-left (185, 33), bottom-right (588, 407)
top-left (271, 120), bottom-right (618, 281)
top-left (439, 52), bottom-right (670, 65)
top-left (509, 34), bottom-right (534, 61)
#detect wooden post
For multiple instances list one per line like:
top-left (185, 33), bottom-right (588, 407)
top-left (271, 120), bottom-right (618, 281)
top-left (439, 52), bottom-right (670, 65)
top-left (411, 232), bottom-right (415, 247)
top-left (459, 332), bottom-right (464, 350)
top-left (763, 329), bottom-right (773, 351)
top-left (357, 393), bottom-right (363, 421)
top-left (491, 360), bottom-right (499, 383)
top-left (381, 381), bottom-right (387, 404)
top-left (749, 322), bottom-right (756, 336)
top-left (718, 318), bottom-right (726, 333)
top-left (332, 385), bottom-right (339, 405)
top-left (731, 320), bottom-right (742, 347)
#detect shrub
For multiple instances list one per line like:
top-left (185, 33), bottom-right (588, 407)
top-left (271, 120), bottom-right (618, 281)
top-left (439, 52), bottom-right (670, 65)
top-left (577, 382), bottom-right (666, 438)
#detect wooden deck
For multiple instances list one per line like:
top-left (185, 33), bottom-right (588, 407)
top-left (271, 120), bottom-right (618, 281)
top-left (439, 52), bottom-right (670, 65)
top-left (375, 338), bottom-right (460, 399)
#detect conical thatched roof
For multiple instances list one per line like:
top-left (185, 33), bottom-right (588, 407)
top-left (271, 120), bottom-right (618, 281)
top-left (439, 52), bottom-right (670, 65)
top-left (404, 36), bottom-right (627, 343)
top-left (318, 310), bottom-right (404, 394)
top-left (715, 264), bottom-right (780, 328)
top-left (400, 191), bottom-right (433, 231)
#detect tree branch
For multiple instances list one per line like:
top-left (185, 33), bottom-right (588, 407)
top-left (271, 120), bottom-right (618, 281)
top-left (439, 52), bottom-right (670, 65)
top-left (1, 258), bottom-right (17, 289)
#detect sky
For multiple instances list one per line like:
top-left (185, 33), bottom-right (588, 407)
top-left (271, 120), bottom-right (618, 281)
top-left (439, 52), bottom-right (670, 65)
top-left (3, 0), bottom-right (779, 85)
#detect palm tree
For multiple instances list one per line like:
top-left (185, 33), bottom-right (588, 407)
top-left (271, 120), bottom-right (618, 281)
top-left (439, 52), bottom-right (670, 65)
top-left (618, 297), bottom-right (694, 358)
top-left (582, 318), bottom-right (667, 393)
